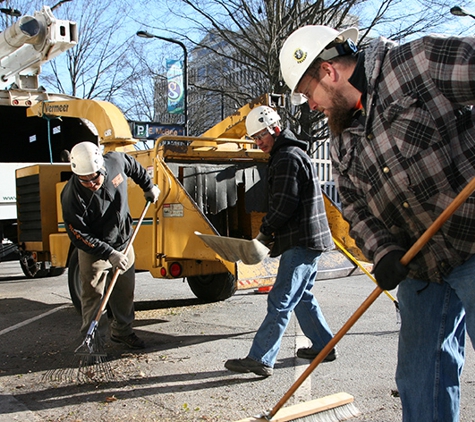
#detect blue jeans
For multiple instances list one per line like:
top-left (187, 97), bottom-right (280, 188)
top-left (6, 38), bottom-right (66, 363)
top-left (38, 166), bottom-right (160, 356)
top-left (396, 254), bottom-right (475, 422)
top-left (248, 247), bottom-right (334, 367)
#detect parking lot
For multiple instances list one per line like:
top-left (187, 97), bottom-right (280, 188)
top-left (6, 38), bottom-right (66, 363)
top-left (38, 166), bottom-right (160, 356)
top-left (1, 260), bottom-right (474, 421)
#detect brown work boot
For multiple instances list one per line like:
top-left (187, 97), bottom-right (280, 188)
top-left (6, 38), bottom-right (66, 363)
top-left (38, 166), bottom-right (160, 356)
top-left (111, 332), bottom-right (145, 349)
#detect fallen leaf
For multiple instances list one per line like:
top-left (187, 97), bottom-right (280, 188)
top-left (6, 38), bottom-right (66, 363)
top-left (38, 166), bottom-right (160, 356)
top-left (105, 395), bottom-right (118, 403)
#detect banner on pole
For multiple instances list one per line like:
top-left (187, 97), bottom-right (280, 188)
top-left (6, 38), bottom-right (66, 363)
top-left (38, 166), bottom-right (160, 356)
top-left (166, 59), bottom-right (184, 114)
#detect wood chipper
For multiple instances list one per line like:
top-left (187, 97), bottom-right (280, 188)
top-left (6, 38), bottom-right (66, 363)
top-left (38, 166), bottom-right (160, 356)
top-left (16, 93), bottom-right (368, 311)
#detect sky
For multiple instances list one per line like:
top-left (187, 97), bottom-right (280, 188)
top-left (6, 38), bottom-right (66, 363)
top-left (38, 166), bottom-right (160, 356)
top-left (3, 0), bottom-right (475, 119)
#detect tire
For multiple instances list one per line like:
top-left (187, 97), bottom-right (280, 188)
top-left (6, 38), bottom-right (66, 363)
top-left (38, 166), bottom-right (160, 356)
top-left (19, 253), bottom-right (50, 278)
top-left (187, 272), bottom-right (237, 302)
top-left (68, 248), bottom-right (82, 314)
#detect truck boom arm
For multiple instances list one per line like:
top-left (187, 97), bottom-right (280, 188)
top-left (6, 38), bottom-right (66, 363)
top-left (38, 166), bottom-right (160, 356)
top-left (0, 6), bottom-right (77, 90)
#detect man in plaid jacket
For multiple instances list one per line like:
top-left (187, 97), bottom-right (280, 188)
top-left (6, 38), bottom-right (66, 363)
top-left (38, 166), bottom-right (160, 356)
top-left (279, 25), bottom-right (475, 421)
top-left (224, 106), bottom-right (335, 377)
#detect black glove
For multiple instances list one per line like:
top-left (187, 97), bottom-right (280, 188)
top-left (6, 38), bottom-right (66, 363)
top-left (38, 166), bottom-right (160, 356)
top-left (373, 250), bottom-right (408, 291)
top-left (255, 231), bottom-right (274, 247)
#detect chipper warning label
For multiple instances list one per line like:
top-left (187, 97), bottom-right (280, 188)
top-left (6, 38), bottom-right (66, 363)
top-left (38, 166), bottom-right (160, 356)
top-left (163, 203), bottom-right (184, 217)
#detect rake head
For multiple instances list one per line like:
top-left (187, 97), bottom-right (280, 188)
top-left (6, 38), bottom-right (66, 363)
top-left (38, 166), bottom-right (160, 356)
top-left (43, 330), bottom-right (115, 384)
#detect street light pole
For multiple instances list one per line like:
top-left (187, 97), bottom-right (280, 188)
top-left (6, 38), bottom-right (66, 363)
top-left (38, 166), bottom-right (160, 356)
top-left (137, 30), bottom-right (188, 135)
top-left (450, 5), bottom-right (475, 19)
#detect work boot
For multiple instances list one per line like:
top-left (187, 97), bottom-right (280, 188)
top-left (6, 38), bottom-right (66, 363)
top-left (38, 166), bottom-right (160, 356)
top-left (296, 347), bottom-right (338, 362)
top-left (224, 357), bottom-right (273, 377)
top-left (111, 332), bottom-right (145, 349)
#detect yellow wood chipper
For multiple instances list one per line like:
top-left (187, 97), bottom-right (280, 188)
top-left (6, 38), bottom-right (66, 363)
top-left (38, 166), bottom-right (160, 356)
top-left (16, 93), bottom-right (369, 310)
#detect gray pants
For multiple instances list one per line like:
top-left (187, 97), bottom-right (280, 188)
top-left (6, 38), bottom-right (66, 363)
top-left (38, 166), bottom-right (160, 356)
top-left (78, 246), bottom-right (136, 338)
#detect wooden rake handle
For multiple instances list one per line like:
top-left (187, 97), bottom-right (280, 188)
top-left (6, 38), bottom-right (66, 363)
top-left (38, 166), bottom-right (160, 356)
top-left (91, 201), bottom-right (151, 324)
top-left (268, 176), bottom-right (475, 420)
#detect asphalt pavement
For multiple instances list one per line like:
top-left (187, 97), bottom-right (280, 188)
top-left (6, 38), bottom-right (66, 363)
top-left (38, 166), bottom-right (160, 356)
top-left (0, 260), bottom-right (474, 421)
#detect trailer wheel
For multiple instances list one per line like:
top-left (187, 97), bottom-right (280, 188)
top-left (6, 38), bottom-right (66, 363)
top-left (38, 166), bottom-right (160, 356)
top-left (19, 264), bottom-right (66, 278)
top-left (19, 252), bottom-right (66, 278)
top-left (19, 253), bottom-right (49, 278)
top-left (68, 248), bottom-right (82, 314)
top-left (187, 272), bottom-right (237, 302)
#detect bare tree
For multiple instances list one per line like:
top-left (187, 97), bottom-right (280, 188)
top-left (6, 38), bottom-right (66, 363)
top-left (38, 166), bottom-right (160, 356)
top-left (1, 0), bottom-right (472, 131)
top-left (0, 0), bottom-right (146, 118)
top-left (39, 0), bottom-right (140, 104)
top-left (138, 0), bottom-right (466, 140)
top-left (113, 43), bottom-right (159, 122)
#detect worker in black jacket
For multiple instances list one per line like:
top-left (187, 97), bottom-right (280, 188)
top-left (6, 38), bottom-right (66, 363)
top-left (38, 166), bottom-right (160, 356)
top-left (61, 141), bottom-right (160, 349)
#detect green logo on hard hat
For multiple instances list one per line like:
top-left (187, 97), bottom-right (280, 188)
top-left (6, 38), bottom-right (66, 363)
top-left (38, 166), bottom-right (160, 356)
top-left (293, 48), bottom-right (307, 63)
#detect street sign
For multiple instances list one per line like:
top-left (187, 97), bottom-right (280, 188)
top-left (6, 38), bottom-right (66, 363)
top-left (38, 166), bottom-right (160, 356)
top-left (132, 122), bottom-right (185, 140)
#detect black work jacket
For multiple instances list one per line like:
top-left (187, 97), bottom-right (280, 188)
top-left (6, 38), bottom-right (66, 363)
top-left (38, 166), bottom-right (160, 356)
top-left (61, 151), bottom-right (153, 260)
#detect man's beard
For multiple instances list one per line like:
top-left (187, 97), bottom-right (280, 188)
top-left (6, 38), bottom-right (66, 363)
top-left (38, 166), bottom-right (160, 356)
top-left (321, 81), bottom-right (355, 136)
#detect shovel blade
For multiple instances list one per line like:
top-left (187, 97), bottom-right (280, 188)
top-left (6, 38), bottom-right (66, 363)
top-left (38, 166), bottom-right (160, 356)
top-left (195, 232), bottom-right (270, 265)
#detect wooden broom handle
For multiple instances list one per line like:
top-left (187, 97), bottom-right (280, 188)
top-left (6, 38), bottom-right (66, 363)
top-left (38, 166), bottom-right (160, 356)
top-left (92, 201), bottom-right (151, 323)
top-left (268, 176), bottom-right (475, 419)
top-left (400, 177), bottom-right (475, 265)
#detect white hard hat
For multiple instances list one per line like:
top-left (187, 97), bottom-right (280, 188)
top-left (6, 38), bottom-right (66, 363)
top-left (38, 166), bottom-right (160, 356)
top-left (246, 105), bottom-right (281, 137)
top-left (279, 25), bottom-right (359, 105)
top-left (69, 141), bottom-right (104, 175)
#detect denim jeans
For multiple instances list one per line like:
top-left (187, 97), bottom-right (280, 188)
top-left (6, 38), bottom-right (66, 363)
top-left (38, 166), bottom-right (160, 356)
top-left (248, 246), bottom-right (334, 367)
top-left (396, 254), bottom-right (475, 422)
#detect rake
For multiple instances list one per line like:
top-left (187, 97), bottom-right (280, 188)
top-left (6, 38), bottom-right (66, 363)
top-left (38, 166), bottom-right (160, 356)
top-left (45, 201), bottom-right (150, 383)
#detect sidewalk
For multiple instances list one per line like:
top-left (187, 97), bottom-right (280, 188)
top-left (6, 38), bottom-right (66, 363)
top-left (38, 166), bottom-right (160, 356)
top-left (0, 263), bottom-right (474, 421)
top-left (0, 387), bottom-right (41, 422)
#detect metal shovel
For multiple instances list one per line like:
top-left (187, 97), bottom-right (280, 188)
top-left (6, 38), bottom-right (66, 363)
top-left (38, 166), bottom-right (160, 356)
top-left (195, 231), bottom-right (270, 265)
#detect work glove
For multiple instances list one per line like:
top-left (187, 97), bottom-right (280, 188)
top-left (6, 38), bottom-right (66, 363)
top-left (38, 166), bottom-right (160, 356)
top-left (373, 250), bottom-right (408, 291)
top-left (144, 185), bottom-right (160, 203)
top-left (255, 231), bottom-right (274, 247)
top-left (109, 250), bottom-right (129, 271)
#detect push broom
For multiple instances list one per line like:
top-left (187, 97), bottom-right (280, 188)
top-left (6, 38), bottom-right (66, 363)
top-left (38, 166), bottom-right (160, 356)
top-left (236, 175), bottom-right (475, 422)
top-left (46, 200), bottom-right (151, 383)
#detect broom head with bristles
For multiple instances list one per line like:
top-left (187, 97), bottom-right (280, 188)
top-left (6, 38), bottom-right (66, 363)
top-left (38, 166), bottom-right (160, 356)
top-left (235, 392), bottom-right (360, 422)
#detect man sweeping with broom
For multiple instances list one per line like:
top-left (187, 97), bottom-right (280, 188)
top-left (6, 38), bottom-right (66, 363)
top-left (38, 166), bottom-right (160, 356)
top-left (61, 141), bottom-right (160, 350)
top-left (279, 24), bottom-right (475, 422)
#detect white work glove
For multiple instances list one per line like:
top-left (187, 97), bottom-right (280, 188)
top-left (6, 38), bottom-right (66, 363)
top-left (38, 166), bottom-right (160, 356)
top-left (144, 185), bottom-right (160, 203)
top-left (109, 250), bottom-right (128, 271)
top-left (256, 231), bottom-right (273, 246)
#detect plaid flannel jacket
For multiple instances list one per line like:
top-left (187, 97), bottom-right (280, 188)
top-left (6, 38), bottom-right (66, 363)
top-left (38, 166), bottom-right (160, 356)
top-left (262, 129), bottom-right (334, 257)
top-left (331, 35), bottom-right (475, 283)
